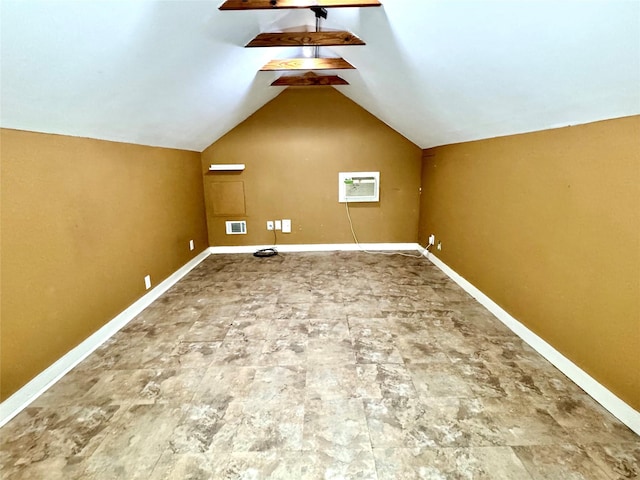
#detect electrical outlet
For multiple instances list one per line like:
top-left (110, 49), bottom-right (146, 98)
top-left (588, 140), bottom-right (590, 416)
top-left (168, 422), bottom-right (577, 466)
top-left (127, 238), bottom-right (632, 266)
top-left (437, 241), bottom-right (442, 251)
top-left (275, 220), bottom-right (282, 230)
top-left (428, 234), bottom-right (435, 246)
top-left (189, 239), bottom-right (194, 251)
top-left (267, 221), bottom-right (274, 231)
top-left (144, 275), bottom-right (151, 290)
top-left (282, 219), bottom-right (291, 233)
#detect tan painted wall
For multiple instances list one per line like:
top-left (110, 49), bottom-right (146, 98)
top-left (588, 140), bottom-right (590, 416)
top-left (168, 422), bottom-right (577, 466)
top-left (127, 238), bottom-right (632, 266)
top-left (202, 87), bottom-right (422, 246)
top-left (0, 129), bottom-right (208, 400)
top-left (419, 116), bottom-right (640, 409)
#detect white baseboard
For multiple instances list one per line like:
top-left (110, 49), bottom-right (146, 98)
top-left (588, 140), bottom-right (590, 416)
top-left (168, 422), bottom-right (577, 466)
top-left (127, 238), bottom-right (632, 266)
top-left (421, 249), bottom-right (640, 436)
top-left (0, 249), bottom-right (211, 428)
top-left (210, 243), bottom-right (421, 254)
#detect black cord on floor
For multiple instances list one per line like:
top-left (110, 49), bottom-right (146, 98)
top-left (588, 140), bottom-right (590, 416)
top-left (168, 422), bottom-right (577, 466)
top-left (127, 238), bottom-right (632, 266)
top-left (253, 226), bottom-right (279, 258)
top-left (253, 248), bottom-right (278, 258)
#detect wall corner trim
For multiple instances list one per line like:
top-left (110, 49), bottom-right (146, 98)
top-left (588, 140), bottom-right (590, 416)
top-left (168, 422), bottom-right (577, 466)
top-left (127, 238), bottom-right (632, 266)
top-left (420, 248), bottom-right (640, 436)
top-left (0, 249), bottom-right (211, 428)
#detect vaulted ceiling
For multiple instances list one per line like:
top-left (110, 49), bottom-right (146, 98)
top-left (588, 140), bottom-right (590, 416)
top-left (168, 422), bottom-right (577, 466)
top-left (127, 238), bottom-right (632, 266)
top-left (1, 0), bottom-right (638, 152)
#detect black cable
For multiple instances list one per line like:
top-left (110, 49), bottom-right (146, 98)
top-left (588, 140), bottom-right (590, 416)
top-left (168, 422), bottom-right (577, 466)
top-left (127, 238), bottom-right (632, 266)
top-left (253, 248), bottom-right (278, 258)
top-left (253, 225), bottom-right (279, 258)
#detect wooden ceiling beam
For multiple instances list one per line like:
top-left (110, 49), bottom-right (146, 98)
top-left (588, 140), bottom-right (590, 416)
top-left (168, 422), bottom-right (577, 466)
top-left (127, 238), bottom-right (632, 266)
top-left (247, 31), bottom-right (365, 47)
top-left (220, 0), bottom-right (381, 10)
top-left (260, 57), bottom-right (354, 71)
top-left (271, 72), bottom-right (349, 86)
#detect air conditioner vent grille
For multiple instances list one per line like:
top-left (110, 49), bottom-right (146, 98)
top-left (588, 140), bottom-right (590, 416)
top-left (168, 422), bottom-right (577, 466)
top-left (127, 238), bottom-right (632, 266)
top-left (225, 221), bottom-right (247, 234)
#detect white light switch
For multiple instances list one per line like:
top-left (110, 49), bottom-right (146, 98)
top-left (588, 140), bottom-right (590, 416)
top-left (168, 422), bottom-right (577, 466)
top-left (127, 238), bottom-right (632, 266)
top-left (282, 219), bottom-right (291, 233)
top-left (275, 220), bottom-right (282, 230)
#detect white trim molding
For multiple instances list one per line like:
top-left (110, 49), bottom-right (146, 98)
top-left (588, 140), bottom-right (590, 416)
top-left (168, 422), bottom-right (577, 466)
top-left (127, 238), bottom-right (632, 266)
top-left (210, 243), bottom-right (421, 254)
top-left (421, 248), bottom-right (640, 436)
top-left (0, 249), bottom-right (211, 428)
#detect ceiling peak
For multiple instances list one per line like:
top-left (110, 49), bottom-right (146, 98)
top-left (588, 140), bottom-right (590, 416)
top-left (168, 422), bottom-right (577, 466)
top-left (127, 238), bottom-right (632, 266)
top-left (219, 0), bottom-right (381, 10)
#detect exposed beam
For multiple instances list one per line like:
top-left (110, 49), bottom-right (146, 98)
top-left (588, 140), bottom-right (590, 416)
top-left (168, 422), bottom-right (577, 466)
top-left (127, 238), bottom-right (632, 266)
top-left (220, 0), bottom-right (381, 10)
top-left (260, 57), bottom-right (354, 71)
top-left (271, 72), bottom-right (349, 86)
top-left (247, 31), bottom-right (365, 47)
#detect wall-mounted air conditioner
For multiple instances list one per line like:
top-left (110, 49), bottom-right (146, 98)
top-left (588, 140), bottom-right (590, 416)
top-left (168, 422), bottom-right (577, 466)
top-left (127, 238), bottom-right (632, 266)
top-left (225, 220), bottom-right (247, 234)
top-left (338, 172), bottom-right (380, 203)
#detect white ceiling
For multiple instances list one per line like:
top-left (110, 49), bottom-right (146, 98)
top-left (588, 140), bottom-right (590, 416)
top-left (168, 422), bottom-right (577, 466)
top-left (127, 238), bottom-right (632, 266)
top-left (1, 0), bottom-right (639, 152)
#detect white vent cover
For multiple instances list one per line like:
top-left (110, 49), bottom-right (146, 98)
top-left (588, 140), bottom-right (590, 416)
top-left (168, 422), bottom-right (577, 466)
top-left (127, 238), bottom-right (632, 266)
top-left (338, 172), bottom-right (380, 203)
top-left (225, 221), bottom-right (247, 235)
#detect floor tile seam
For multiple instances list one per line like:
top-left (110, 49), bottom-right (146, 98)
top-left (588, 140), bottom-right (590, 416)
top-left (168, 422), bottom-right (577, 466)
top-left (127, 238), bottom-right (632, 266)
top-left (475, 443), bottom-right (535, 480)
top-left (397, 365), bottom-right (425, 407)
top-left (48, 398), bottom-right (142, 415)
top-left (237, 389), bottom-right (307, 407)
top-left (54, 402), bottom-right (136, 479)
top-left (373, 445), bottom-right (537, 480)
top-left (519, 439), bottom-right (636, 448)
top-left (580, 444), bottom-right (635, 480)
top-left (30, 398), bottom-right (163, 410)
top-left (511, 443), bottom-right (614, 480)
top-left (164, 368), bottom-right (207, 407)
top-left (361, 387), bottom-right (382, 480)
top-left (303, 393), bottom-right (382, 403)
top-left (178, 338), bottom-right (228, 345)
top-left (583, 440), bottom-right (640, 448)
top-left (364, 395), bottom-right (577, 440)
top-left (83, 451), bottom-right (169, 477)
top-left (521, 407), bottom-right (580, 441)
top-left (144, 444), bottom-right (172, 480)
top-left (473, 397), bottom-right (573, 428)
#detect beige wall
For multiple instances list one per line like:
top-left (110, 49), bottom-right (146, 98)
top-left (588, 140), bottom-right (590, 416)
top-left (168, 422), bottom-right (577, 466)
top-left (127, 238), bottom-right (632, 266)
top-left (4, 97), bottom-right (636, 415)
top-left (0, 129), bottom-right (208, 400)
top-left (202, 87), bottom-right (422, 246)
top-left (419, 116), bottom-right (640, 409)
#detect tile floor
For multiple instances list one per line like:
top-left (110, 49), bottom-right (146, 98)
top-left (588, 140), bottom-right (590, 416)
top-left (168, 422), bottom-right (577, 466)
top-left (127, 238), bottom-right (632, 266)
top-left (1, 252), bottom-right (638, 479)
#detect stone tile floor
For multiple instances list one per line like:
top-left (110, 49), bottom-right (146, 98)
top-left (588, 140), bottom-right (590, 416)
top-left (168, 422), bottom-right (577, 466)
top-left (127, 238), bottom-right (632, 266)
top-left (1, 252), bottom-right (638, 479)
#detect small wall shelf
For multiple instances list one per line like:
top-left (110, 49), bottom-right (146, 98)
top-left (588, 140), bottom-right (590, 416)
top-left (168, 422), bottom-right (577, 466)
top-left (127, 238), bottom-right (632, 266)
top-left (209, 164), bottom-right (245, 172)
